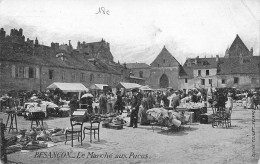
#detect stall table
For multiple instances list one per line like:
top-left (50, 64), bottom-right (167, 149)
top-left (5, 110), bottom-right (18, 132)
top-left (176, 107), bottom-right (202, 122)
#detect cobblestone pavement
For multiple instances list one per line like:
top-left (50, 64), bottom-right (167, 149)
top-left (1, 104), bottom-right (260, 164)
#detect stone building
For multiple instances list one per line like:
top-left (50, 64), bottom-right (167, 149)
top-left (126, 46), bottom-right (186, 89)
top-left (0, 28), bottom-right (130, 95)
top-left (149, 46), bottom-right (184, 89)
top-left (180, 34), bottom-right (260, 90)
top-left (217, 35), bottom-right (260, 89)
top-left (181, 57), bottom-right (219, 89)
top-left (126, 63), bottom-right (150, 85)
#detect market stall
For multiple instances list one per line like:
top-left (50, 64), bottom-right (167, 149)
top-left (46, 82), bottom-right (89, 99)
top-left (116, 82), bottom-right (142, 91)
top-left (140, 85), bottom-right (153, 91)
top-left (90, 84), bottom-right (109, 98)
top-left (177, 102), bottom-right (206, 122)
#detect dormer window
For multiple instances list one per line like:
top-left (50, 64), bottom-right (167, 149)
top-left (56, 53), bottom-right (65, 61)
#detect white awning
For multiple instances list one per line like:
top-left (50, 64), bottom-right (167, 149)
top-left (117, 82), bottom-right (142, 90)
top-left (90, 84), bottom-right (109, 90)
top-left (140, 85), bottom-right (153, 91)
top-left (46, 82), bottom-right (89, 92)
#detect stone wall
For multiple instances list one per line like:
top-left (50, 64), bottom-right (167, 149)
top-left (0, 61), bottom-right (122, 95)
top-left (217, 74), bottom-right (260, 89)
top-left (149, 67), bottom-right (180, 89)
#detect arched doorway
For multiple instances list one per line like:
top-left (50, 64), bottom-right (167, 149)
top-left (159, 74), bottom-right (169, 88)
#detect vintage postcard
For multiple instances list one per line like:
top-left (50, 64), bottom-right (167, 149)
top-left (0, 0), bottom-right (259, 163)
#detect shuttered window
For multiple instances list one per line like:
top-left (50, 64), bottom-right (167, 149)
top-left (35, 67), bottom-right (40, 79)
top-left (11, 65), bottom-right (16, 78)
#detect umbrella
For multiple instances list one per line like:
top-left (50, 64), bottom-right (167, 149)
top-left (81, 93), bottom-right (94, 98)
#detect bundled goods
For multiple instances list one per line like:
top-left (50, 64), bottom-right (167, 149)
top-left (171, 119), bottom-right (181, 127)
top-left (6, 136), bottom-right (18, 147)
top-left (111, 115), bottom-right (125, 125)
top-left (21, 142), bottom-right (47, 150)
top-left (180, 102), bottom-right (204, 109)
top-left (147, 108), bottom-right (187, 127)
top-left (6, 144), bottom-right (22, 154)
top-left (108, 123), bottom-right (123, 130)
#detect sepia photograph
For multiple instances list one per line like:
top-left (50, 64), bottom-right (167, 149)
top-left (0, 0), bottom-right (259, 163)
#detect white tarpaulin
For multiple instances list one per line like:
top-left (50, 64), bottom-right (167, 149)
top-left (140, 85), bottom-right (153, 91)
top-left (46, 82), bottom-right (89, 92)
top-left (90, 84), bottom-right (108, 90)
top-left (117, 82), bottom-right (142, 90)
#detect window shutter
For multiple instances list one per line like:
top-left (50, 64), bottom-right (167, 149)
top-left (11, 65), bottom-right (15, 78)
top-left (35, 67), bottom-right (40, 79)
top-left (24, 67), bottom-right (29, 78)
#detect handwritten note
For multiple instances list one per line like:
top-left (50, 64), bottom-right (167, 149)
top-left (96, 7), bottom-right (110, 15)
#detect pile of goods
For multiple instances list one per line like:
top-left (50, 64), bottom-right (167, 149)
top-left (146, 108), bottom-right (190, 128)
top-left (3, 122), bottom-right (70, 154)
top-left (179, 102), bottom-right (204, 109)
top-left (5, 124), bottom-right (61, 154)
top-left (101, 114), bottom-right (125, 130)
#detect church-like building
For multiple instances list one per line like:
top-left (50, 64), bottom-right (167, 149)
top-left (127, 34), bottom-right (260, 90)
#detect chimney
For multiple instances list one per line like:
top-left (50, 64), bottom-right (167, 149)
top-left (216, 55), bottom-right (219, 62)
top-left (194, 56), bottom-right (199, 65)
top-left (250, 47), bottom-right (253, 55)
top-left (35, 37), bottom-right (38, 46)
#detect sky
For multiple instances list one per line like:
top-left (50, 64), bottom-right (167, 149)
top-left (0, 0), bottom-right (259, 64)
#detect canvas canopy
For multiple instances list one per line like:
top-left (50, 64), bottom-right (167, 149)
top-left (90, 84), bottom-right (109, 90)
top-left (140, 85), bottom-right (153, 91)
top-left (116, 82), bottom-right (142, 90)
top-left (46, 82), bottom-right (89, 92)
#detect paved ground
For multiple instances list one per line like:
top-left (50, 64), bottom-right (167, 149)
top-left (1, 103), bottom-right (260, 164)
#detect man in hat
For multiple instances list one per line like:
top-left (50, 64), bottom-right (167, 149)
top-left (128, 88), bottom-right (142, 128)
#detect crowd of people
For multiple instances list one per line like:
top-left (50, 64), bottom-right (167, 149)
top-left (1, 87), bottom-right (259, 127)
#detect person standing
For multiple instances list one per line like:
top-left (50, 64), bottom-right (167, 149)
top-left (110, 93), bottom-right (117, 113)
top-left (115, 91), bottom-right (123, 114)
top-left (106, 92), bottom-right (112, 113)
top-left (128, 88), bottom-right (142, 128)
top-left (99, 92), bottom-right (107, 114)
top-left (69, 95), bottom-right (79, 116)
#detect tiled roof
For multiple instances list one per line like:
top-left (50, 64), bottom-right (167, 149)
top-left (150, 46), bottom-right (181, 67)
top-left (217, 56), bottom-right (260, 75)
top-left (126, 63), bottom-right (150, 69)
top-left (0, 45), bottom-right (121, 75)
top-left (225, 34), bottom-right (251, 58)
top-left (183, 57), bottom-right (218, 69)
top-left (130, 76), bottom-right (144, 80)
top-left (179, 66), bottom-right (194, 79)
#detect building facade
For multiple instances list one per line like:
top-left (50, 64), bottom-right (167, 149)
top-left (0, 28), bottom-right (130, 95)
top-left (126, 46), bottom-right (185, 89)
top-left (180, 35), bottom-right (260, 90)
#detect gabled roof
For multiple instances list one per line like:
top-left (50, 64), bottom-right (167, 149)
top-left (126, 63), bottom-right (150, 69)
top-left (217, 56), bottom-right (260, 75)
top-left (150, 46), bottom-right (181, 67)
top-left (225, 34), bottom-right (251, 58)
